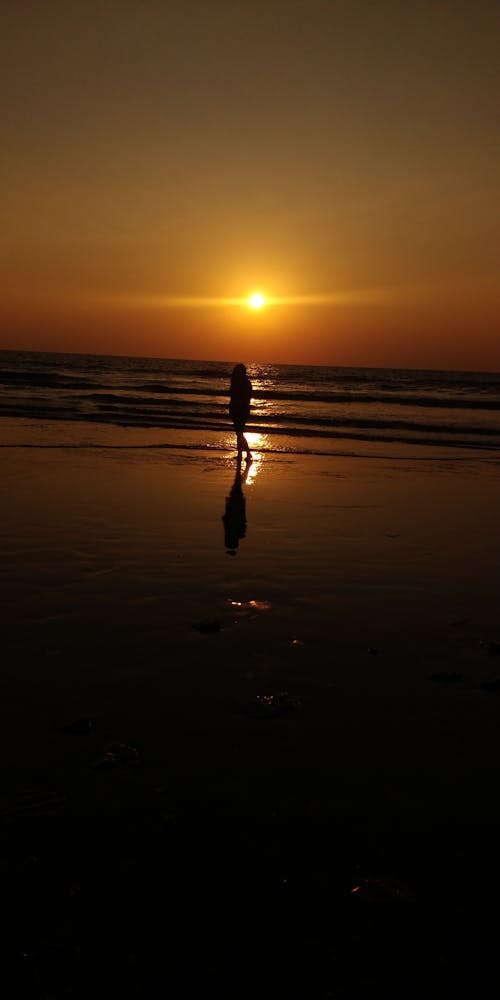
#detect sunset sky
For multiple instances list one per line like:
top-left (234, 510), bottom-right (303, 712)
top-left (1, 0), bottom-right (499, 369)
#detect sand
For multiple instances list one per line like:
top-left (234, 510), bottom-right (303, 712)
top-left (2, 442), bottom-right (500, 996)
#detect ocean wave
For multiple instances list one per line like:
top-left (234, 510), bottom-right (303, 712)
top-left (135, 383), bottom-right (500, 410)
top-left (1, 407), bottom-right (499, 451)
top-left (4, 374), bottom-right (499, 410)
top-left (0, 370), bottom-right (104, 390)
top-left (1, 395), bottom-right (498, 440)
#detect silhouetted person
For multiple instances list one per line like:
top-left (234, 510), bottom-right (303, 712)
top-left (229, 363), bottom-right (252, 460)
top-left (223, 456), bottom-right (250, 555)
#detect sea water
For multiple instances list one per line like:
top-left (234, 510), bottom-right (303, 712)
top-left (1, 351), bottom-right (499, 460)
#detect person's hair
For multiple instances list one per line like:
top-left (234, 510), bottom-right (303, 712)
top-left (230, 363), bottom-right (247, 388)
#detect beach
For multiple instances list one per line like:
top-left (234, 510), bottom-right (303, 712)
top-left (2, 434), bottom-right (500, 996)
top-left (3, 0), bottom-right (500, 989)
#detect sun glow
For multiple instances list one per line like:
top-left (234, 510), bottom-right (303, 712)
top-left (248, 293), bottom-right (266, 310)
top-left (103, 288), bottom-right (374, 312)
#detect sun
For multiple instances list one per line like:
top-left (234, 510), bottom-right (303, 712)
top-left (248, 292), bottom-right (266, 310)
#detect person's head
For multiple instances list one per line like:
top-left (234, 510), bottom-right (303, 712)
top-left (231, 363), bottom-right (247, 384)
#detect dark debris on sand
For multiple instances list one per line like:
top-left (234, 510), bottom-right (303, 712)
top-left (192, 618), bottom-right (222, 633)
top-left (247, 692), bottom-right (303, 719)
top-left (93, 742), bottom-right (139, 768)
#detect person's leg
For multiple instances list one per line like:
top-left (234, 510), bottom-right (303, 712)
top-left (235, 422), bottom-right (252, 459)
top-left (241, 433), bottom-right (252, 460)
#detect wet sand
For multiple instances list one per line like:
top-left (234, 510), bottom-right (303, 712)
top-left (2, 444), bottom-right (500, 996)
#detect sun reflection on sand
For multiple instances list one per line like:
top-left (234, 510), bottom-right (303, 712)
top-left (243, 432), bottom-right (267, 484)
top-left (228, 599), bottom-right (272, 611)
top-left (222, 431), bottom-right (267, 483)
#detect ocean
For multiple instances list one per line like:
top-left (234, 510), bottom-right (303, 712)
top-left (1, 350), bottom-right (500, 460)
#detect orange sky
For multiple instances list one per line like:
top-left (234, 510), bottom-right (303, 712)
top-left (1, 0), bottom-right (499, 369)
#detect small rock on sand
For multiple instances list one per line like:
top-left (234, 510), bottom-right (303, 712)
top-left (247, 692), bottom-right (302, 719)
top-left (94, 742), bottom-right (139, 768)
top-left (192, 619), bottom-right (221, 633)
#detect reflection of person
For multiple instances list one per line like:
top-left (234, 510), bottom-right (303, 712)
top-left (229, 363), bottom-right (252, 460)
top-left (222, 457), bottom-right (251, 555)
